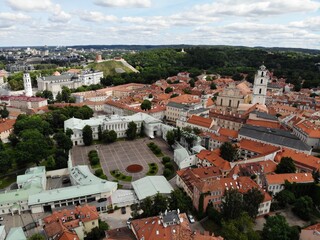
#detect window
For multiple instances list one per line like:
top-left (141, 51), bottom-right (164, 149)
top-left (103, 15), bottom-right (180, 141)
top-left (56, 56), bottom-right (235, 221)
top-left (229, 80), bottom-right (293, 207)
top-left (260, 79), bottom-right (263, 84)
top-left (259, 88), bottom-right (262, 94)
top-left (92, 222), bottom-right (95, 225)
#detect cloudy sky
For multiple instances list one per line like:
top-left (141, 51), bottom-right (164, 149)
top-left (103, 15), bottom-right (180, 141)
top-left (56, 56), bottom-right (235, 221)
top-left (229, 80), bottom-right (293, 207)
top-left (0, 0), bottom-right (320, 49)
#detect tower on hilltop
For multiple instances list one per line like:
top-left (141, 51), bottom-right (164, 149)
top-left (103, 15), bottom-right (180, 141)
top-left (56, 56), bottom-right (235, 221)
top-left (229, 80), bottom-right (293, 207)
top-left (23, 72), bottom-right (33, 97)
top-left (252, 65), bottom-right (268, 105)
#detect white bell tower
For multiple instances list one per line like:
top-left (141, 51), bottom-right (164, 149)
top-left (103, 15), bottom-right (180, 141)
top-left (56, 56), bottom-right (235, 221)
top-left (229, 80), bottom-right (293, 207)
top-left (23, 72), bottom-right (33, 97)
top-left (252, 65), bottom-right (268, 105)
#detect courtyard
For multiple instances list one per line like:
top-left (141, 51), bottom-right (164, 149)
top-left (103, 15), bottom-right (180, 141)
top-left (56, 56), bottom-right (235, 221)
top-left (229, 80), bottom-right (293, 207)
top-left (71, 137), bottom-right (174, 186)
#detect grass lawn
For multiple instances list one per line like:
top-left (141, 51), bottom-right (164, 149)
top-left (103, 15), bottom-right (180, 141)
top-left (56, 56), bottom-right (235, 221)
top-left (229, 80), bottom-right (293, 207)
top-left (110, 169), bottom-right (132, 182)
top-left (0, 175), bottom-right (16, 189)
top-left (146, 163), bottom-right (158, 176)
top-left (88, 60), bottom-right (132, 76)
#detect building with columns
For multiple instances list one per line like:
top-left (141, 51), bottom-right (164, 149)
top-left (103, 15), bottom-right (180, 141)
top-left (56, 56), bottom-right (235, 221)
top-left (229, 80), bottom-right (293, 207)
top-left (252, 65), bottom-right (269, 105)
top-left (64, 112), bottom-right (163, 145)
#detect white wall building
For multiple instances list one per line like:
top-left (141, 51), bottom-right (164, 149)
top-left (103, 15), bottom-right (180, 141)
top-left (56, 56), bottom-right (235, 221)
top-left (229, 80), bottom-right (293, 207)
top-left (37, 70), bottom-right (103, 97)
top-left (64, 112), bottom-right (163, 145)
top-left (252, 65), bottom-right (269, 105)
top-left (23, 73), bottom-right (33, 97)
top-left (174, 145), bottom-right (196, 169)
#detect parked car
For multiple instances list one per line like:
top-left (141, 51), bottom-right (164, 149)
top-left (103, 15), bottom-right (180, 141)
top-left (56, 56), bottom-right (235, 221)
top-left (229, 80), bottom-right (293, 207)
top-left (121, 207), bottom-right (126, 214)
top-left (188, 214), bottom-right (195, 223)
top-left (62, 177), bottom-right (70, 184)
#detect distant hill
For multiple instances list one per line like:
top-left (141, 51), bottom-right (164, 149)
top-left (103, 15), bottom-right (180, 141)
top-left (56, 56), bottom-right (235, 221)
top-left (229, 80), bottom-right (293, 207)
top-left (88, 60), bottom-right (133, 76)
top-left (68, 44), bottom-right (320, 55)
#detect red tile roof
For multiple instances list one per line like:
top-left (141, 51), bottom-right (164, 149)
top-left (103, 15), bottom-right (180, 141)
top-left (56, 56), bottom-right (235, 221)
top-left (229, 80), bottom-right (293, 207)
top-left (187, 115), bottom-right (214, 129)
top-left (131, 213), bottom-right (223, 240)
top-left (266, 173), bottom-right (314, 185)
top-left (275, 148), bottom-right (320, 172)
top-left (246, 119), bottom-right (281, 129)
top-left (238, 139), bottom-right (281, 156)
top-left (295, 120), bottom-right (320, 138)
top-left (0, 119), bottom-right (15, 133)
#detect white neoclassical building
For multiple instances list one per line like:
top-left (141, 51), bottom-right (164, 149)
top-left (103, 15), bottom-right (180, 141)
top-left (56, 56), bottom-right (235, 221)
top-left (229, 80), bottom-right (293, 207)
top-left (64, 112), bottom-right (163, 145)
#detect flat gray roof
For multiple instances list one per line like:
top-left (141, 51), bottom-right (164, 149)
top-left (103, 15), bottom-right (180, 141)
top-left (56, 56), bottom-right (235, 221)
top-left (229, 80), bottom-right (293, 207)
top-left (132, 176), bottom-right (173, 200)
top-left (239, 124), bottom-right (311, 152)
top-left (28, 182), bottom-right (117, 205)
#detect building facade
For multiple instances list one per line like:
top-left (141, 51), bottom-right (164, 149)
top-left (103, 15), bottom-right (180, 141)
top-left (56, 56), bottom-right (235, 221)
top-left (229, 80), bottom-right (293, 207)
top-left (252, 65), bottom-right (269, 105)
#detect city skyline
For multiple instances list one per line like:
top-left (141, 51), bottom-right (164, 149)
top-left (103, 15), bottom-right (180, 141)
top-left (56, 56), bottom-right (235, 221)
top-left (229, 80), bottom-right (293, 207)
top-left (0, 0), bottom-right (320, 49)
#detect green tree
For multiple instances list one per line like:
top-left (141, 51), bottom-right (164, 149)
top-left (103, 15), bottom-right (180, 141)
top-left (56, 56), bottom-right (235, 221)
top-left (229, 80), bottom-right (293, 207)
top-left (221, 212), bottom-right (260, 240)
top-left (84, 227), bottom-right (105, 240)
top-left (210, 82), bottom-right (217, 90)
top-left (275, 190), bottom-right (296, 208)
top-left (42, 90), bottom-right (54, 101)
top-left (169, 189), bottom-right (192, 213)
top-left (61, 86), bottom-right (71, 102)
top-left (292, 196), bottom-right (313, 221)
top-left (189, 79), bottom-right (195, 87)
top-left (16, 129), bottom-right (51, 166)
top-left (98, 125), bottom-right (103, 141)
top-left (65, 128), bottom-right (73, 138)
top-left (262, 215), bottom-right (299, 240)
top-left (165, 87), bottom-right (173, 93)
top-left (43, 155), bottom-right (56, 170)
top-left (275, 157), bottom-right (296, 174)
top-left (140, 99), bottom-right (152, 111)
top-left (0, 150), bottom-right (12, 174)
top-left (220, 142), bottom-right (238, 162)
top-left (166, 130), bottom-right (175, 147)
top-left (28, 233), bottom-right (46, 240)
top-left (54, 132), bottom-right (73, 153)
top-left (141, 197), bottom-right (153, 217)
top-left (108, 130), bottom-right (117, 143)
top-left (243, 188), bottom-right (264, 218)
top-left (82, 125), bottom-right (93, 146)
top-left (0, 105), bottom-right (9, 118)
top-left (126, 121), bottom-right (137, 140)
top-left (153, 192), bottom-right (168, 215)
top-left (221, 189), bottom-right (243, 220)
top-left (56, 91), bottom-right (62, 102)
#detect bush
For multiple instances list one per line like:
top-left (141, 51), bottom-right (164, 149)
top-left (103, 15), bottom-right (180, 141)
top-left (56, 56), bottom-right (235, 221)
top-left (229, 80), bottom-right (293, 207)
top-left (162, 156), bottom-right (171, 164)
top-left (95, 169), bottom-right (103, 176)
top-left (150, 163), bottom-right (156, 167)
top-left (148, 142), bottom-right (155, 147)
top-left (151, 166), bottom-right (157, 170)
top-left (115, 173), bottom-right (120, 178)
top-left (165, 162), bottom-right (174, 170)
top-left (153, 147), bottom-right (162, 155)
top-left (89, 150), bottom-right (98, 158)
top-left (90, 156), bottom-right (99, 165)
top-left (150, 170), bottom-right (155, 174)
top-left (163, 168), bottom-right (172, 178)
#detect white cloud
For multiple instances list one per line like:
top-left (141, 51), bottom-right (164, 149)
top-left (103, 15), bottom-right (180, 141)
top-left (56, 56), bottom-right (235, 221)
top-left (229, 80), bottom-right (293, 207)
top-left (6, 0), bottom-right (53, 12)
top-left (0, 12), bottom-right (31, 22)
top-left (49, 4), bottom-right (71, 23)
top-left (121, 16), bottom-right (145, 23)
top-left (94, 0), bottom-right (151, 8)
top-left (194, 0), bottom-right (320, 17)
top-left (289, 17), bottom-right (320, 30)
top-left (80, 11), bottom-right (117, 22)
top-left (6, 0), bottom-right (71, 23)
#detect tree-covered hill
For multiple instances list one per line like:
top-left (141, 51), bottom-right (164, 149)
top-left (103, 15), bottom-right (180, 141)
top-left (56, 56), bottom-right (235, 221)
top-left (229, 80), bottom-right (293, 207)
top-left (121, 46), bottom-right (320, 88)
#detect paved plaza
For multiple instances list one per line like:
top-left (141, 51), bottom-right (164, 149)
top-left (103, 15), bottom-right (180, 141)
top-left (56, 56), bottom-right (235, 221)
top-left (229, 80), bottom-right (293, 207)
top-left (71, 137), bottom-right (174, 184)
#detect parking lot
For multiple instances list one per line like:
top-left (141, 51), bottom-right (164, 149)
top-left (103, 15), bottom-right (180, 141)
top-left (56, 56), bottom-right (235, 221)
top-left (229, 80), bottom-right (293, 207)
top-left (72, 137), bottom-right (174, 182)
top-left (1, 211), bottom-right (50, 238)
